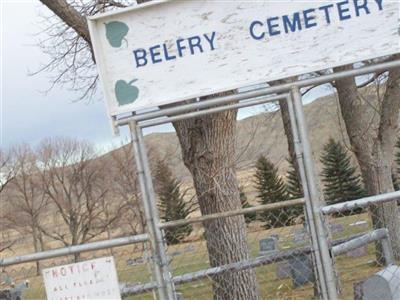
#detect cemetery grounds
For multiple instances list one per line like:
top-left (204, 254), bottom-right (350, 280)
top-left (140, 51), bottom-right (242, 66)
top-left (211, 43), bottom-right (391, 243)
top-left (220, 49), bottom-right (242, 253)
top-left (2, 210), bottom-right (393, 300)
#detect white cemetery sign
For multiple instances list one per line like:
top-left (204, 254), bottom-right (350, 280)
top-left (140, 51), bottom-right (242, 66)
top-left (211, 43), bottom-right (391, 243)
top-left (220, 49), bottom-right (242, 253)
top-left (42, 256), bottom-right (121, 300)
top-left (88, 0), bottom-right (400, 116)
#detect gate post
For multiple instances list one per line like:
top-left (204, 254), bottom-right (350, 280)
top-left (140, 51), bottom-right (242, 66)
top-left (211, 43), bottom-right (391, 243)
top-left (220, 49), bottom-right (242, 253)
top-left (285, 94), bottom-right (327, 299)
top-left (129, 121), bottom-right (177, 300)
top-left (289, 87), bottom-right (338, 300)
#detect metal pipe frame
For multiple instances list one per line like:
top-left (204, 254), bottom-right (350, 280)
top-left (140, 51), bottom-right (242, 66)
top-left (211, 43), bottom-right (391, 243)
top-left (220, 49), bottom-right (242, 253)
top-left (2, 60), bottom-right (398, 300)
top-left (286, 93), bottom-right (328, 298)
top-left (160, 198), bottom-right (305, 229)
top-left (321, 191), bottom-right (400, 215)
top-left (121, 233), bottom-right (365, 297)
top-left (332, 228), bottom-right (394, 266)
top-left (0, 233), bottom-right (149, 268)
top-left (130, 121), bottom-right (177, 300)
top-left (139, 93), bottom-right (289, 128)
top-left (123, 61), bottom-right (400, 300)
top-left (289, 88), bottom-right (338, 300)
top-left (115, 59), bottom-right (400, 127)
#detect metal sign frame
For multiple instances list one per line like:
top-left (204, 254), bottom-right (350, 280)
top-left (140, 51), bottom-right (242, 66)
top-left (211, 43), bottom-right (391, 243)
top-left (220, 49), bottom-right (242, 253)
top-left (118, 59), bottom-right (400, 300)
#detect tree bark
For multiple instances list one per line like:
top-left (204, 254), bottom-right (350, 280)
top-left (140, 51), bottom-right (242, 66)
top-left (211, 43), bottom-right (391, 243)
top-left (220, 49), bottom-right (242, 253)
top-left (39, 0), bottom-right (91, 45)
top-left (334, 63), bottom-right (400, 262)
top-left (173, 107), bottom-right (259, 300)
top-left (32, 225), bottom-right (41, 275)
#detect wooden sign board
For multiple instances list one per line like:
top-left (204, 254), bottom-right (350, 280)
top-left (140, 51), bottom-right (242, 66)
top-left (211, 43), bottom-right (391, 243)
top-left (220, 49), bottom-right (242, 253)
top-left (42, 256), bottom-right (121, 300)
top-left (88, 0), bottom-right (400, 116)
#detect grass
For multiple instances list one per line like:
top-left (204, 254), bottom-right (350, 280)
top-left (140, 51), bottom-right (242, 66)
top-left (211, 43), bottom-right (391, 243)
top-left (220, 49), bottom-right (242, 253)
top-left (16, 212), bottom-right (394, 299)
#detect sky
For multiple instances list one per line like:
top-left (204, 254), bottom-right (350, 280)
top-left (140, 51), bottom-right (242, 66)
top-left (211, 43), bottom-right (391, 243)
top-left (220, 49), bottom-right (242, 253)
top-left (0, 0), bottom-right (332, 153)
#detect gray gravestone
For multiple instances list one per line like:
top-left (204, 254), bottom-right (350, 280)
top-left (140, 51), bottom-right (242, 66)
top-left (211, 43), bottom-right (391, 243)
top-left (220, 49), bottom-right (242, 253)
top-left (329, 223), bottom-right (344, 235)
top-left (171, 251), bottom-right (182, 257)
top-left (184, 245), bottom-right (196, 253)
top-left (346, 245), bottom-right (368, 258)
top-left (362, 265), bottom-right (400, 300)
top-left (293, 228), bottom-right (309, 244)
top-left (289, 254), bottom-right (315, 288)
top-left (259, 237), bottom-right (278, 256)
top-left (276, 260), bottom-right (291, 279)
top-left (271, 234), bottom-right (279, 240)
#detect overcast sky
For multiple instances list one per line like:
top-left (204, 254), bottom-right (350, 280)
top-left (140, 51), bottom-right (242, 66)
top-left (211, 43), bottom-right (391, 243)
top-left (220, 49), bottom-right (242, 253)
top-left (1, 0), bottom-right (134, 152)
top-left (1, 1), bottom-right (332, 153)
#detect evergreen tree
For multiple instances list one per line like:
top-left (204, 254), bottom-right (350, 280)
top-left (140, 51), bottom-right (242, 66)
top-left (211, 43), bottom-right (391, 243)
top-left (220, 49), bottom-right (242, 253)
top-left (320, 138), bottom-right (366, 206)
top-left (285, 157), bottom-right (304, 221)
top-left (239, 186), bottom-right (256, 224)
top-left (155, 159), bottom-right (193, 245)
top-left (254, 155), bottom-right (290, 228)
top-left (286, 157), bottom-right (303, 199)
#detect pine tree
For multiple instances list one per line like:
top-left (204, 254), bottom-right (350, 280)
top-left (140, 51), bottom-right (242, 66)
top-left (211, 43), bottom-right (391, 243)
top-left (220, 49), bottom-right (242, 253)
top-left (320, 138), bottom-right (366, 206)
top-left (155, 159), bottom-right (193, 245)
top-left (286, 157), bottom-right (303, 199)
top-left (285, 157), bottom-right (304, 221)
top-left (239, 186), bottom-right (256, 224)
top-left (254, 155), bottom-right (290, 228)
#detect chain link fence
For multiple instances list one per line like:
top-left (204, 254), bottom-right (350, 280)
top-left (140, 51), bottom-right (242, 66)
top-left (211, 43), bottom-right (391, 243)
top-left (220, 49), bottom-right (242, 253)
top-left (322, 195), bottom-right (400, 300)
top-left (1, 194), bottom-right (399, 299)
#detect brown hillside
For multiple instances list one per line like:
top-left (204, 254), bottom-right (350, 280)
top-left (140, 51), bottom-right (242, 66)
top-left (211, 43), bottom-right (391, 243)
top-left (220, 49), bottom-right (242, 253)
top-left (105, 93), bottom-right (351, 182)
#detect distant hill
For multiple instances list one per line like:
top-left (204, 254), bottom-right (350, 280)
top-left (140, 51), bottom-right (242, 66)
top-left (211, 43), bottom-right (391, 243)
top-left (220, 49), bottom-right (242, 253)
top-left (104, 93), bottom-right (353, 183)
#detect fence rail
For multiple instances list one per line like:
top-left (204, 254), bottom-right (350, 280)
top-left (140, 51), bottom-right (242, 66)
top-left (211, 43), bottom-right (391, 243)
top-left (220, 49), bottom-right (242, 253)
top-left (321, 191), bottom-right (400, 214)
top-left (0, 234), bottom-right (149, 267)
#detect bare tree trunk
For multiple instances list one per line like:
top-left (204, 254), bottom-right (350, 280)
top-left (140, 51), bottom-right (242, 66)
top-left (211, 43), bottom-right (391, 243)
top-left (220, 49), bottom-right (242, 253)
top-left (173, 108), bottom-right (259, 300)
top-left (32, 225), bottom-right (41, 275)
top-left (334, 63), bottom-right (400, 262)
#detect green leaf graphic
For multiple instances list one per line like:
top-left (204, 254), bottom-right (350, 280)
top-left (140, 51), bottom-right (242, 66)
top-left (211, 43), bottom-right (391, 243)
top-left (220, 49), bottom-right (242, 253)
top-left (115, 79), bottom-right (139, 106)
top-left (105, 21), bottom-right (129, 48)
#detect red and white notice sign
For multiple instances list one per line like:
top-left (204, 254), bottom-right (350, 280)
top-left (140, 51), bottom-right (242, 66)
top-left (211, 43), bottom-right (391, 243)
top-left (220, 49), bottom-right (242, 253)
top-left (42, 256), bottom-right (121, 300)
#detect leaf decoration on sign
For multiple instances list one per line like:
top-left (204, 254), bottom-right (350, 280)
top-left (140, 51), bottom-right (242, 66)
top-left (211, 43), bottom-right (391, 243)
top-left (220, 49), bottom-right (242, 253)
top-left (115, 79), bottom-right (139, 106)
top-left (105, 21), bottom-right (129, 48)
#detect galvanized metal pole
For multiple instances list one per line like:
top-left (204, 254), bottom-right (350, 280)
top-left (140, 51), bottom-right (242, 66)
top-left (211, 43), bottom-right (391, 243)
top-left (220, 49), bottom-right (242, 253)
top-left (134, 123), bottom-right (177, 300)
top-left (290, 87), bottom-right (338, 300)
top-left (286, 95), bottom-right (328, 299)
top-left (129, 121), bottom-right (176, 300)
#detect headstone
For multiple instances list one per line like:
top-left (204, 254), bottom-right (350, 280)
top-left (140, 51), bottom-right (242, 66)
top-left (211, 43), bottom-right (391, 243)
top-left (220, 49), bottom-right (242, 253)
top-left (349, 220), bottom-right (368, 229)
top-left (184, 245), bottom-right (196, 253)
top-left (258, 237), bottom-right (278, 256)
top-left (329, 223), bottom-right (344, 235)
top-left (293, 228), bottom-right (309, 244)
top-left (171, 251), bottom-right (182, 257)
top-left (289, 254), bottom-right (315, 288)
top-left (346, 245), bottom-right (368, 258)
top-left (276, 260), bottom-right (291, 279)
top-left (127, 257), bottom-right (145, 266)
top-left (271, 234), bottom-right (280, 240)
top-left (362, 265), bottom-right (400, 300)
